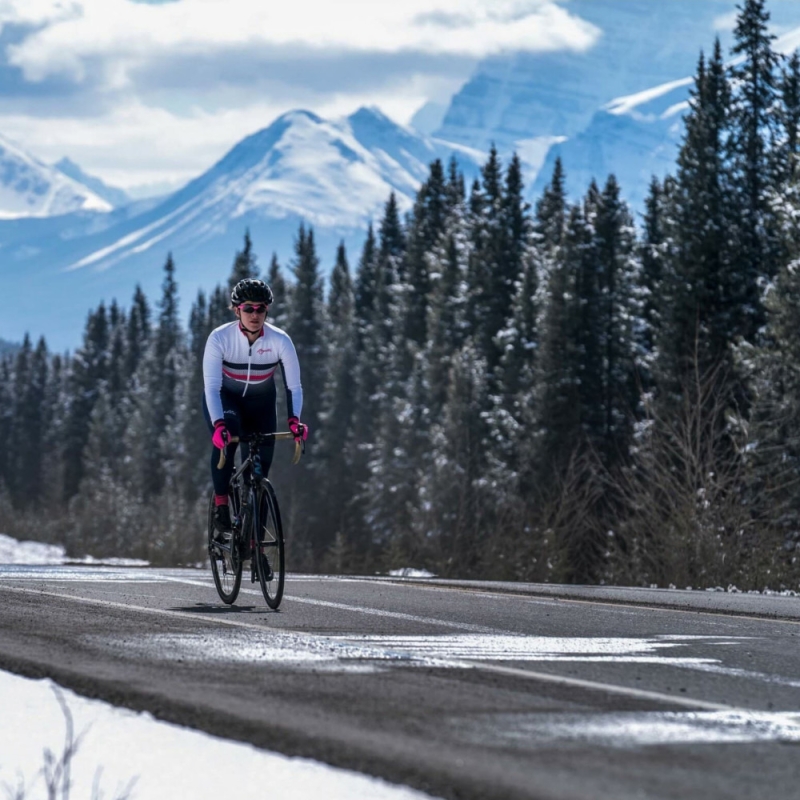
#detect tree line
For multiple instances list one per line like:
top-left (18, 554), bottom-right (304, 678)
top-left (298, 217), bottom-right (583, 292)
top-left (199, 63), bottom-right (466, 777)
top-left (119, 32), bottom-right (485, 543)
top-left (2, 0), bottom-right (800, 589)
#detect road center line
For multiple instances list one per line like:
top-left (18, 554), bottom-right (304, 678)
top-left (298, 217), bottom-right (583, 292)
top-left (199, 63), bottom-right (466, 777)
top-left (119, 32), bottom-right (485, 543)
top-left (159, 575), bottom-right (512, 634)
top-left (471, 663), bottom-right (735, 711)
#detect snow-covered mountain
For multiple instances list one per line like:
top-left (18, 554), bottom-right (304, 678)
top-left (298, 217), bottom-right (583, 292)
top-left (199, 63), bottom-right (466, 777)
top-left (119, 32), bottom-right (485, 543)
top-left (64, 107), bottom-right (482, 274)
top-left (0, 107), bottom-right (483, 348)
top-left (54, 158), bottom-right (131, 209)
top-left (0, 133), bottom-right (111, 218)
top-left (532, 78), bottom-right (692, 208)
top-left (438, 0), bottom-right (800, 208)
top-left (531, 23), bottom-right (800, 209)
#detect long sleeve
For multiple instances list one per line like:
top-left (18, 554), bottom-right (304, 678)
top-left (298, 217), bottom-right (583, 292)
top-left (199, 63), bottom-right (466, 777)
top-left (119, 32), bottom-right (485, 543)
top-left (203, 330), bottom-right (225, 423)
top-left (278, 334), bottom-right (303, 419)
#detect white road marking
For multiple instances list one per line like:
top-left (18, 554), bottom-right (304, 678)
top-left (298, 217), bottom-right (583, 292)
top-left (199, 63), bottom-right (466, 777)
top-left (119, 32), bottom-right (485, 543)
top-left (0, 575), bottom-right (794, 718)
top-left (159, 574), bottom-right (510, 634)
top-left (456, 709), bottom-right (800, 747)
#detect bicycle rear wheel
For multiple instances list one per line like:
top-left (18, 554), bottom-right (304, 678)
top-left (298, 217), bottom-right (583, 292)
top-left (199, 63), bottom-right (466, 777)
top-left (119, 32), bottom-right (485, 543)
top-left (207, 490), bottom-right (242, 604)
top-left (255, 479), bottom-right (285, 609)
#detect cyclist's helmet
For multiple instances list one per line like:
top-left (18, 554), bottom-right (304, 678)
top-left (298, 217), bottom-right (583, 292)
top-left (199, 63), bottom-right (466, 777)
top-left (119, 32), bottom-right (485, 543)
top-left (231, 278), bottom-right (273, 306)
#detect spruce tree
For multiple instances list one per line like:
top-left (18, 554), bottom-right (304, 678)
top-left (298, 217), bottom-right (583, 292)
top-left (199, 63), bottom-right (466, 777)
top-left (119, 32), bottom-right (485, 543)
top-left (228, 229), bottom-right (259, 291)
top-left (314, 241), bottom-right (358, 560)
top-left (288, 225), bottom-right (325, 433)
top-left (656, 44), bottom-right (732, 404)
top-left (62, 304), bottom-right (110, 500)
top-left (265, 253), bottom-right (289, 331)
top-left (728, 0), bottom-right (782, 335)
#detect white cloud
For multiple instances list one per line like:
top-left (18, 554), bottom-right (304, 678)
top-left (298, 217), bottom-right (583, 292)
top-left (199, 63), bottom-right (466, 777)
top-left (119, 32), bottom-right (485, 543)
top-left (0, 72), bottom-right (460, 191)
top-left (0, 0), bottom-right (601, 189)
top-left (6, 0), bottom-right (600, 86)
top-left (712, 11), bottom-right (738, 33)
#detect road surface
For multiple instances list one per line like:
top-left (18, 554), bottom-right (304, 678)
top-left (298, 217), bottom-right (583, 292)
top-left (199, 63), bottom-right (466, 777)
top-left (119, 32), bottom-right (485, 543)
top-left (1, 566), bottom-right (799, 800)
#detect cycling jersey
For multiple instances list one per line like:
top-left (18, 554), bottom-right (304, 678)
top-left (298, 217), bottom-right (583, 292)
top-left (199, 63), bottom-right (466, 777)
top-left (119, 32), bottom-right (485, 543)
top-left (203, 321), bottom-right (303, 423)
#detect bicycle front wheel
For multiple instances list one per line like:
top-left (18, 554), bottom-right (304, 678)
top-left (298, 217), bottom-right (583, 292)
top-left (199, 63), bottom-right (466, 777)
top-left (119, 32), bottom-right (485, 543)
top-left (207, 491), bottom-right (242, 604)
top-left (255, 480), bottom-right (285, 609)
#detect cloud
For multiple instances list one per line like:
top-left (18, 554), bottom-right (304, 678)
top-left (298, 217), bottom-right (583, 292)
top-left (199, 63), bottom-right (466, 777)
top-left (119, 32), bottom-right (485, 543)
top-left (712, 11), bottom-right (738, 33)
top-left (0, 0), bottom-right (600, 189)
top-left (5, 0), bottom-right (600, 87)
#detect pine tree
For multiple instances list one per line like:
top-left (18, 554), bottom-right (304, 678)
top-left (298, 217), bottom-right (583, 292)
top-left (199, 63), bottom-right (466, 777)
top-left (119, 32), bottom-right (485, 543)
top-left (288, 225), bottom-right (326, 433)
top-left (9, 335), bottom-right (48, 507)
top-left (535, 157), bottom-right (567, 257)
top-left (180, 289), bottom-right (213, 502)
top-left (728, 1), bottom-right (782, 335)
top-left (639, 177), bottom-right (669, 368)
top-left (593, 174), bottom-right (641, 467)
top-left (62, 304), bottom-right (110, 500)
top-left (314, 242), bottom-right (358, 559)
top-left (427, 231), bottom-right (469, 416)
top-left (228, 229), bottom-right (259, 291)
top-left (125, 285), bottom-right (151, 379)
top-left (656, 44), bottom-right (733, 404)
top-left (424, 340), bottom-right (490, 576)
top-left (265, 253), bottom-right (289, 331)
top-left (738, 251), bottom-right (800, 563)
top-left (534, 204), bottom-right (587, 489)
top-left (126, 254), bottom-right (185, 500)
top-left (780, 50), bottom-right (800, 181)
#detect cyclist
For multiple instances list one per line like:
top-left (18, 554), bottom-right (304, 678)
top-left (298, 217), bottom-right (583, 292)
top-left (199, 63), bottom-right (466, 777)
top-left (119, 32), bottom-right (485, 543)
top-left (203, 278), bottom-right (308, 535)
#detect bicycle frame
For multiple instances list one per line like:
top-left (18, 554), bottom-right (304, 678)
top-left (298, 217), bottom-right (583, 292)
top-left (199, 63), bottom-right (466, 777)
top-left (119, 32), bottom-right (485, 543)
top-left (209, 431), bottom-right (298, 608)
top-left (225, 432), bottom-right (296, 583)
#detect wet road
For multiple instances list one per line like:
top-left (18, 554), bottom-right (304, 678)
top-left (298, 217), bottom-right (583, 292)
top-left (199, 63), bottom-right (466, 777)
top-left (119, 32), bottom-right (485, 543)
top-left (1, 566), bottom-right (800, 800)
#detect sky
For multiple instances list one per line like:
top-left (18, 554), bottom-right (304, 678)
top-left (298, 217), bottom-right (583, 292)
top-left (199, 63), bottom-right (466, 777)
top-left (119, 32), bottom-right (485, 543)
top-left (0, 0), bottom-right (602, 196)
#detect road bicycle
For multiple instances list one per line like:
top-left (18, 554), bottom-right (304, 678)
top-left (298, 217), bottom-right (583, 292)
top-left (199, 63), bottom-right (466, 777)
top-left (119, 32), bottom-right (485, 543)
top-left (207, 431), bottom-right (301, 609)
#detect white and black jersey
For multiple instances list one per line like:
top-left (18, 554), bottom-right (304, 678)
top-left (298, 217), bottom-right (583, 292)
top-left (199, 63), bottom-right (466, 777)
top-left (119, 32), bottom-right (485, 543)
top-left (202, 321), bottom-right (303, 423)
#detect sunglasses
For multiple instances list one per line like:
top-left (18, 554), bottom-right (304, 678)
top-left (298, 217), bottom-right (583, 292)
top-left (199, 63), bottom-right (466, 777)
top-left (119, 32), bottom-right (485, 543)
top-left (239, 304), bottom-right (268, 314)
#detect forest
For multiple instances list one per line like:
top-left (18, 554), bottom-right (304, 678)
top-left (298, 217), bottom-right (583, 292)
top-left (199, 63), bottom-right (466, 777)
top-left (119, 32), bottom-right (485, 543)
top-left (2, 0), bottom-right (800, 591)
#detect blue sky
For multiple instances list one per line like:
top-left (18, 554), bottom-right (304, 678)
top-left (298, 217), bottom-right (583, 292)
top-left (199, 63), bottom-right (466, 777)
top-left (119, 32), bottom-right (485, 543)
top-left (0, 0), bottom-right (601, 195)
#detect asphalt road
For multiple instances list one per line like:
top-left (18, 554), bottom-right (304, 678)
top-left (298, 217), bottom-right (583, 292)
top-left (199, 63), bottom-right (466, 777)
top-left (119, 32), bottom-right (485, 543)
top-left (1, 566), bottom-right (800, 800)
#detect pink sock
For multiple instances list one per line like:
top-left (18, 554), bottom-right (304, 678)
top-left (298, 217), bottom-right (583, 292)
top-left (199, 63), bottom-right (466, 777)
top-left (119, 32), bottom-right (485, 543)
top-left (214, 495), bottom-right (229, 506)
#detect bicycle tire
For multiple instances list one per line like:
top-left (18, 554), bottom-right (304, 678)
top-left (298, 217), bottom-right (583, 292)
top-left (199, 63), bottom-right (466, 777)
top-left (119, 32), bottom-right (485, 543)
top-left (255, 479), bottom-right (285, 609)
top-left (207, 491), bottom-right (242, 604)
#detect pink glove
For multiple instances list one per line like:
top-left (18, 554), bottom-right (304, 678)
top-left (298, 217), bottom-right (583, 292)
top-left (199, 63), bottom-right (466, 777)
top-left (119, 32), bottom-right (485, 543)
top-left (288, 417), bottom-right (308, 442)
top-left (212, 421), bottom-right (230, 450)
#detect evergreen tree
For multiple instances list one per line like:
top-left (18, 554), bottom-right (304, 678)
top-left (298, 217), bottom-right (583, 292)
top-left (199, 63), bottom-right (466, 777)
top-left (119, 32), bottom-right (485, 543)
top-left (593, 174), bottom-right (641, 467)
top-left (314, 241), bottom-right (358, 559)
top-left (62, 304), bottom-right (110, 500)
top-left (126, 254), bottom-right (185, 501)
top-left (535, 157), bottom-right (567, 257)
top-left (738, 249), bottom-right (800, 560)
top-left (728, 0), bottom-right (782, 335)
top-left (9, 335), bottom-right (48, 507)
top-left (125, 285), bottom-right (151, 379)
top-left (265, 253), bottom-right (289, 331)
top-left (427, 231), bottom-right (469, 416)
top-left (228, 229), bottom-right (259, 291)
top-left (656, 44), bottom-right (733, 403)
top-left (288, 225), bottom-right (326, 433)
top-left (180, 289), bottom-right (213, 501)
top-left (780, 50), bottom-right (800, 181)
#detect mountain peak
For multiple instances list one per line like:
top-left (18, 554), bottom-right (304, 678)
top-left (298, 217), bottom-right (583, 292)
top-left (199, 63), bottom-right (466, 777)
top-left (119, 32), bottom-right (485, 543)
top-left (0, 133), bottom-right (111, 218)
top-left (54, 157), bottom-right (130, 208)
top-left (274, 109), bottom-right (324, 127)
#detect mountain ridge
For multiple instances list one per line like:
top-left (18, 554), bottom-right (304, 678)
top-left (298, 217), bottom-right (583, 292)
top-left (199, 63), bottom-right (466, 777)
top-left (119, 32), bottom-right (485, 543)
top-left (0, 106), bottom-right (483, 348)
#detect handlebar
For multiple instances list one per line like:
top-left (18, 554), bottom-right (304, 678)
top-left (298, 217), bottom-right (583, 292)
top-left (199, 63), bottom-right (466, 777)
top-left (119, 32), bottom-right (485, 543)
top-left (217, 431), bottom-right (302, 469)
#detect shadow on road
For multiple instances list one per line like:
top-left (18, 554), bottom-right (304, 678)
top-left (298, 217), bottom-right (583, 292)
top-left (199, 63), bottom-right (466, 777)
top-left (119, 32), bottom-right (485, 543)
top-left (168, 603), bottom-right (266, 615)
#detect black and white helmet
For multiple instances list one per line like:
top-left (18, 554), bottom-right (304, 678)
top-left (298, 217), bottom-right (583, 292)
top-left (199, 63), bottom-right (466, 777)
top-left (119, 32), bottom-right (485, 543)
top-left (231, 278), bottom-right (273, 306)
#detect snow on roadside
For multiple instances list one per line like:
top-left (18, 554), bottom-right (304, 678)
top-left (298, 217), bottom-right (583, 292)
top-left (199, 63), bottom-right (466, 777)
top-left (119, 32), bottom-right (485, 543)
top-left (0, 669), bottom-right (439, 800)
top-left (0, 533), bottom-right (148, 567)
top-left (388, 568), bottom-right (436, 578)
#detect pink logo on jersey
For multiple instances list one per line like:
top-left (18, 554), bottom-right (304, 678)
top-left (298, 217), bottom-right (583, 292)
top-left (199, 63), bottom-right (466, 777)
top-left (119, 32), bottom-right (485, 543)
top-left (257, 348), bottom-right (272, 355)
